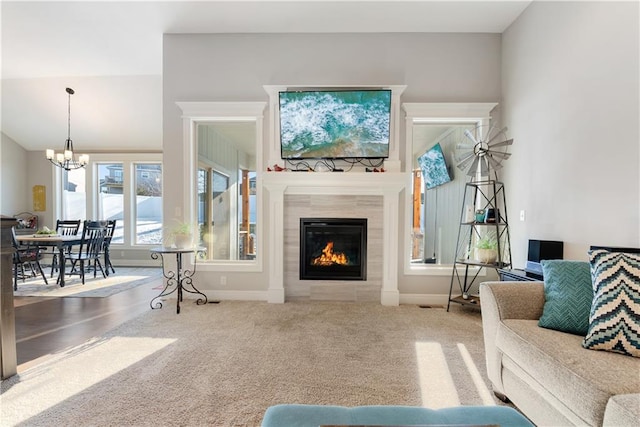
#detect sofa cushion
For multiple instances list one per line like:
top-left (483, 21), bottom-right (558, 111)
top-left (583, 249), bottom-right (640, 357)
top-left (496, 319), bottom-right (640, 426)
top-left (538, 260), bottom-right (592, 335)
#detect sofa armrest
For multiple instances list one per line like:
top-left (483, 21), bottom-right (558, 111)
top-left (480, 281), bottom-right (545, 321)
top-left (479, 281), bottom-right (545, 395)
top-left (603, 394), bottom-right (640, 426)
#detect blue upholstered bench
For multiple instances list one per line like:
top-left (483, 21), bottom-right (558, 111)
top-left (262, 404), bottom-right (533, 427)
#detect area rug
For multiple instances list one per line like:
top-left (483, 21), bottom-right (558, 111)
top-left (12, 267), bottom-right (163, 298)
top-left (0, 301), bottom-right (510, 426)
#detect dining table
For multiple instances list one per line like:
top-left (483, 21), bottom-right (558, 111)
top-left (16, 234), bottom-right (82, 287)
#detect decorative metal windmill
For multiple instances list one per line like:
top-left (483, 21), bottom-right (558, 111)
top-left (454, 125), bottom-right (513, 179)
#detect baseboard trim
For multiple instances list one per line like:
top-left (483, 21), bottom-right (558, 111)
top-left (204, 290), bottom-right (269, 301)
top-left (180, 289), bottom-right (453, 305)
top-left (111, 260), bottom-right (158, 267)
top-left (399, 293), bottom-right (450, 307)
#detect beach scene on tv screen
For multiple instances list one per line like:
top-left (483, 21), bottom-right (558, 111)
top-left (419, 143), bottom-right (452, 189)
top-left (279, 90), bottom-right (391, 159)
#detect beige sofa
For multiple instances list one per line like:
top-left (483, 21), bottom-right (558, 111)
top-left (480, 281), bottom-right (640, 426)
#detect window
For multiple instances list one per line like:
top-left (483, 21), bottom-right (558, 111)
top-left (198, 166), bottom-right (231, 260)
top-left (402, 102), bottom-right (497, 274)
top-left (55, 153), bottom-right (162, 248)
top-left (177, 101), bottom-right (265, 271)
top-left (61, 168), bottom-right (86, 220)
top-left (134, 163), bottom-right (162, 245)
top-left (411, 125), bottom-right (473, 264)
top-left (197, 122), bottom-right (257, 261)
top-left (97, 163), bottom-right (124, 243)
top-left (239, 170), bottom-right (257, 259)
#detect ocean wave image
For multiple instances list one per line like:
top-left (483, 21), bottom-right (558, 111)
top-left (418, 143), bottom-right (452, 189)
top-left (279, 90), bottom-right (391, 158)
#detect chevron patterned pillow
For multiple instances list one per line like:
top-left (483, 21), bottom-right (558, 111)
top-left (583, 249), bottom-right (640, 357)
top-left (539, 260), bottom-right (593, 335)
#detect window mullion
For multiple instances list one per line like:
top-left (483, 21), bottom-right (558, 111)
top-left (86, 161), bottom-right (95, 220)
top-left (123, 161), bottom-right (133, 246)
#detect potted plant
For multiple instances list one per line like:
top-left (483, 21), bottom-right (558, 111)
top-left (168, 221), bottom-right (194, 249)
top-left (475, 233), bottom-right (498, 264)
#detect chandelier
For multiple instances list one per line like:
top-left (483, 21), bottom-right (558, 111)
top-left (46, 87), bottom-right (89, 170)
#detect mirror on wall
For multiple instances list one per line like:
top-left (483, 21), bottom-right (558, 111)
top-left (411, 124), bottom-right (474, 265)
top-left (197, 122), bottom-right (257, 261)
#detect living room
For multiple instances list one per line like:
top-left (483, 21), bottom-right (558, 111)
top-left (2, 1), bottom-right (637, 306)
top-left (1, 1), bottom-right (639, 424)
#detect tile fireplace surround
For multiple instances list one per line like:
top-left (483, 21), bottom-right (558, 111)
top-left (263, 172), bottom-right (404, 305)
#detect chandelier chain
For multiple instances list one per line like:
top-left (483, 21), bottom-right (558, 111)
top-left (45, 87), bottom-right (87, 170)
top-left (67, 89), bottom-right (71, 141)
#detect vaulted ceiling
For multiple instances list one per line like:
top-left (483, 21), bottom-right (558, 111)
top-left (1, 1), bottom-right (531, 152)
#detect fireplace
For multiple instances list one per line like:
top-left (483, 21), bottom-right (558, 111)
top-left (300, 218), bottom-right (367, 281)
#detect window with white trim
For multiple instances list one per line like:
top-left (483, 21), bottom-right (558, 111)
top-left (57, 153), bottom-right (162, 247)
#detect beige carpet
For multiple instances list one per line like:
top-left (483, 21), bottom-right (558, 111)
top-left (0, 300), bottom-right (504, 426)
top-left (12, 267), bottom-right (163, 298)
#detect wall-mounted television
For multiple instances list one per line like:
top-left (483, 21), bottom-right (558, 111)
top-left (418, 142), bottom-right (452, 189)
top-left (279, 89), bottom-right (391, 159)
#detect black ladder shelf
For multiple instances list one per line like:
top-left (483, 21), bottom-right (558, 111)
top-left (447, 179), bottom-right (512, 311)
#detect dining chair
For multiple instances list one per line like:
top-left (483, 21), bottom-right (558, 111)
top-left (11, 227), bottom-right (48, 290)
top-left (65, 221), bottom-right (107, 285)
top-left (50, 219), bottom-right (82, 277)
top-left (102, 220), bottom-right (117, 276)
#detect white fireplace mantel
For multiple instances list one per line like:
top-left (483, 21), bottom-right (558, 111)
top-left (263, 172), bottom-right (405, 305)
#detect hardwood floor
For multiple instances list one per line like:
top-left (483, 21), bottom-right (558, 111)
top-left (13, 270), bottom-right (160, 372)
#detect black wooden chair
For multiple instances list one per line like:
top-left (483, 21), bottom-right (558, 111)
top-left (65, 221), bottom-right (107, 285)
top-left (64, 221), bottom-right (107, 284)
top-left (11, 227), bottom-right (48, 290)
top-left (102, 220), bottom-right (117, 275)
top-left (50, 219), bottom-right (82, 277)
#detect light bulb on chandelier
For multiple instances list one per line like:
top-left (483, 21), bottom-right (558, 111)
top-left (45, 87), bottom-right (89, 170)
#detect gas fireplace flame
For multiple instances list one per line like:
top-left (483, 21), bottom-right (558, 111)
top-left (312, 241), bottom-right (349, 266)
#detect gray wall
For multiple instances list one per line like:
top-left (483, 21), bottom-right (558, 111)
top-left (163, 32), bottom-right (502, 296)
top-left (0, 135), bottom-right (58, 229)
top-left (0, 133), bottom-right (29, 216)
top-left (502, 1), bottom-right (639, 266)
top-left (26, 152), bottom-right (57, 229)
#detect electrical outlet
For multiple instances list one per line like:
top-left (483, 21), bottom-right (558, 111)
top-left (220, 276), bottom-right (227, 286)
top-left (519, 210), bottom-right (526, 222)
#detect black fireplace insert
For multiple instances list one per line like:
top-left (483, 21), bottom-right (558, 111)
top-left (300, 218), bottom-right (367, 280)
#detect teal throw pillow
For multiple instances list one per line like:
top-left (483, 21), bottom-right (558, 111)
top-left (583, 250), bottom-right (640, 357)
top-left (538, 260), bottom-right (593, 336)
